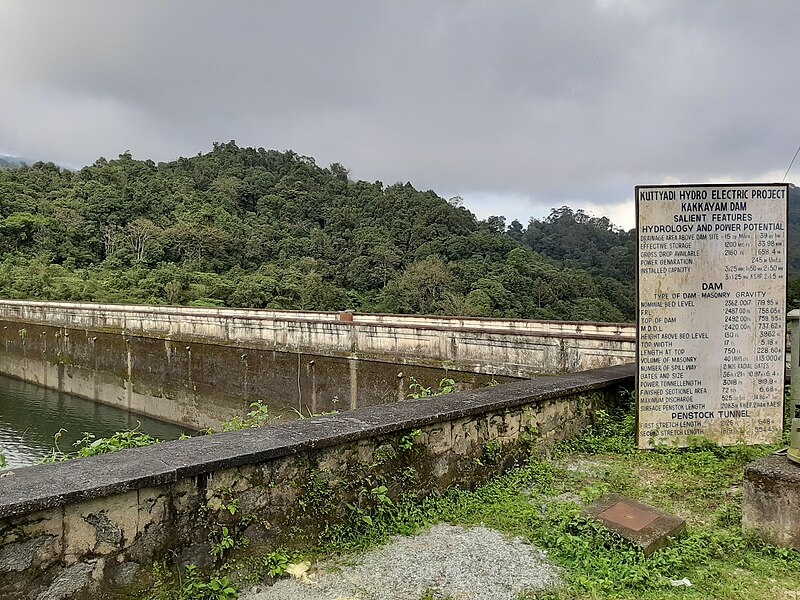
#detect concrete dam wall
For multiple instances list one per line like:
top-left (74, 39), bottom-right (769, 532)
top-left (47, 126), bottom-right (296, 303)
top-left (0, 363), bottom-right (636, 599)
top-left (0, 301), bottom-right (635, 429)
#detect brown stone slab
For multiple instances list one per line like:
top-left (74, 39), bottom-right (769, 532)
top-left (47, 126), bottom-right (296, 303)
top-left (585, 494), bottom-right (686, 556)
top-left (598, 501), bottom-right (660, 531)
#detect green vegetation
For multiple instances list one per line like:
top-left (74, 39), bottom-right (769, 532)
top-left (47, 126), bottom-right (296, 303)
top-left (20, 374), bottom-right (460, 469)
top-left (41, 427), bottom-right (163, 462)
top-left (149, 564), bottom-right (238, 600)
top-left (135, 392), bottom-right (798, 600)
top-left (20, 386), bottom-right (796, 599)
top-left (11, 381), bottom-right (794, 599)
top-left (218, 400), bottom-right (271, 432)
top-left (1, 146), bottom-right (799, 318)
top-left (3, 144), bottom-right (797, 597)
top-left (407, 377), bottom-right (457, 398)
top-left (0, 143), bottom-right (641, 322)
top-left (303, 403), bottom-right (796, 600)
top-left (27, 399), bottom-right (273, 467)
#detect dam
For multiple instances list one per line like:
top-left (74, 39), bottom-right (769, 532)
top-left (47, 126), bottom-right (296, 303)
top-left (0, 300), bottom-right (636, 429)
top-left (0, 300), bottom-right (637, 598)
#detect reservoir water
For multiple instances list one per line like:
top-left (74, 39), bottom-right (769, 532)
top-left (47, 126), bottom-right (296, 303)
top-left (0, 375), bottom-right (192, 468)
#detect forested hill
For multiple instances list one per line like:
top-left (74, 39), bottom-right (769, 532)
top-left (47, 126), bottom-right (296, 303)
top-left (517, 186), bottom-right (800, 284)
top-left (514, 207), bottom-right (636, 283)
top-left (0, 142), bottom-right (636, 322)
top-left (0, 142), bottom-right (796, 321)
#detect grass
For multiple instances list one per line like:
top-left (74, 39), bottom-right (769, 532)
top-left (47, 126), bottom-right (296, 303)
top-left (139, 392), bottom-right (800, 600)
top-left (456, 397), bottom-right (798, 600)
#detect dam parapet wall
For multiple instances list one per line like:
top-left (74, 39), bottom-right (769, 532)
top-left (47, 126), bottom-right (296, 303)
top-left (0, 363), bottom-right (635, 599)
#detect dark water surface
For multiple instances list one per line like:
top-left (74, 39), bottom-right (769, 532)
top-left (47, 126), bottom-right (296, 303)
top-left (0, 375), bottom-right (192, 468)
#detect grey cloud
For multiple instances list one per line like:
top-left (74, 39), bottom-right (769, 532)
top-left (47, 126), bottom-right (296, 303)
top-left (2, 0), bottom-right (799, 224)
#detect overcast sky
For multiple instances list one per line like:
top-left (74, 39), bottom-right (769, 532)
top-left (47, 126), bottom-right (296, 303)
top-left (2, 1), bottom-right (799, 229)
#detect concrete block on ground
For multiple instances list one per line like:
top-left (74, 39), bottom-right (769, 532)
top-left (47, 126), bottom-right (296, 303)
top-left (584, 493), bottom-right (686, 556)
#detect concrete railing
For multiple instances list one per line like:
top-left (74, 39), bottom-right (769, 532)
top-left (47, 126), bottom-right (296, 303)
top-left (0, 301), bottom-right (636, 378)
top-left (346, 312), bottom-right (634, 337)
top-left (0, 363), bottom-right (635, 599)
top-left (0, 300), bottom-right (636, 336)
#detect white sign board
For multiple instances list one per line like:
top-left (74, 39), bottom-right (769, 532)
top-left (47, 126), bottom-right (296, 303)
top-left (636, 184), bottom-right (787, 448)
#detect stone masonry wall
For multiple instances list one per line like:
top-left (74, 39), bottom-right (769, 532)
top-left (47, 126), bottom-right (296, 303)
top-left (0, 364), bottom-right (634, 599)
top-left (0, 300), bottom-right (636, 379)
top-left (0, 318), bottom-right (513, 430)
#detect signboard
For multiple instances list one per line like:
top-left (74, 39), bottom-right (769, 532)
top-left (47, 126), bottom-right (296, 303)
top-left (636, 183), bottom-right (787, 448)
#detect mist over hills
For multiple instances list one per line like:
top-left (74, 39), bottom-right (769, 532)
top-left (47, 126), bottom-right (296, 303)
top-left (0, 154), bottom-right (71, 171)
top-left (0, 155), bottom-right (26, 170)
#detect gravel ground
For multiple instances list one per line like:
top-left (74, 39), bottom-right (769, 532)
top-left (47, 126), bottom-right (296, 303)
top-left (239, 523), bottom-right (561, 600)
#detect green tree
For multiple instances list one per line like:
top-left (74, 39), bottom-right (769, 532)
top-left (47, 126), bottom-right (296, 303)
top-left (0, 142), bottom-right (694, 322)
top-left (381, 257), bottom-right (457, 314)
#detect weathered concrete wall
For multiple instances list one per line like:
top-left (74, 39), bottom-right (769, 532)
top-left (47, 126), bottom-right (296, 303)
top-left (0, 363), bottom-right (635, 600)
top-left (0, 300), bottom-right (636, 378)
top-left (0, 319), bottom-right (511, 430)
top-left (0, 300), bottom-right (635, 428)
top-left (354, 312), bottom-right (634, 337)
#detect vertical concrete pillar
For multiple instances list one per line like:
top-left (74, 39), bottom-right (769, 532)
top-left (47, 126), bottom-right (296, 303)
top-left (309, 360), bottom-right (317, 414)
top-left (125, 337), bottom-right (134, 411)
top-left (788, 310), bottom-right (800, 464)
top-left (397, 371), bottom-right (405, 403)
top-left (240, 353), bottom-right (249, 402)
top-left (349, 357), bottom-right (358, 410)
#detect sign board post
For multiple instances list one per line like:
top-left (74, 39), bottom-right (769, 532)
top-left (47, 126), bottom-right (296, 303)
top-left (636, 183), bottom-right (788, 448)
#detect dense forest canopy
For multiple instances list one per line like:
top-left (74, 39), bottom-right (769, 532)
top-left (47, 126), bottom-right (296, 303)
top-left (0, 142), bottom-right (797, 321)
